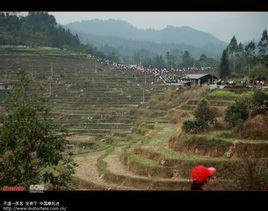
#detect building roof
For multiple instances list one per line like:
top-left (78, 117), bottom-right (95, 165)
top-left (181, 74), bottom-right (215, 80)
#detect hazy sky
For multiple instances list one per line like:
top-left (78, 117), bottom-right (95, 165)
top-left (50, 12), bottom-right (268, 43)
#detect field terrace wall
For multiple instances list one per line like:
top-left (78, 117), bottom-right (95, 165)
top-left (0, 53), bottom-right (167, 138)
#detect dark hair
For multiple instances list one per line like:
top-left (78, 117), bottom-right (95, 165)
top-left (191, 180), bottom-right (207, 190)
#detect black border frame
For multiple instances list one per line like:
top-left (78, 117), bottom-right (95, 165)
top-left (0, 0), bottom-right (268, 11)
top-left (0, 0), bottom-right (268, 209)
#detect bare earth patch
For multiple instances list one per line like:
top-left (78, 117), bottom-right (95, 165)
top-left (67, 135), bottom-right (94, 143)
top-left (74, 150), bottom-right (137, 190)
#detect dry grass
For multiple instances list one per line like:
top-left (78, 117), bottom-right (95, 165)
top-left (178, 85), bottom-right (209, 102)
top-left (165, 109), bottom-right (191, 124)
top-left (66, 135), bottom-right (96, 143)
top-left (242, 115), bottom-right (268, 140)
top-left (148, 85), bottom-right (209, 110)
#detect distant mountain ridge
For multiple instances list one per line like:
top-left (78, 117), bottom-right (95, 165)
top-left (65, 19), bottom-right (227, 60)
top-left (66, 19), bottom-right (226, 48)
top-left (75, 31), bottom-right (222, 60)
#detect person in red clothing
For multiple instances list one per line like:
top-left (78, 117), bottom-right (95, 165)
top-left (191, 165), bottom-right (217, 190)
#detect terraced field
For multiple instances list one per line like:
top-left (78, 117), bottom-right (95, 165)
top-left (75, 88), bottom-right (268, 190)
top-left (0, 52), bottom-right (167, 140)
top-left (1, 52), bottom-right (267, 190)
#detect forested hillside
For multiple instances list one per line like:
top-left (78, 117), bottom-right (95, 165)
top-left (0, 12), bottom-right (80, 51)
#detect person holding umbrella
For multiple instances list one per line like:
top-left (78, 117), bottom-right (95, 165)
top-left (191, 165), bottom-right (217, 190)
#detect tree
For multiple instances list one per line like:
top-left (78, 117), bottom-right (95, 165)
top-left (182, 98), bottom-right (217, 133)
top-left (219, 49), bottom-right (230, 79)
top-left (170, 49), bottom-right (180, 68)
top-left (238, 42), bottom-right (244, 52)
top-left (235, 42), bottom-right (247, 75)
top-left (0, 70), bottom-right (76, 190)
top-left (245, 41), bottom-right (256, 74)
top-left (250, 63), bottom-right (268, 80)
top-left (227, 36), bottom-right (239, 74)
top-left (165, 51), bottom-right (172, 69)
top-left (258, 29), bottom-right (268, 55)
top-left (228, 36), bottom-right (239, 55)
top-left (153, 55), bottom-right (166, 68)
top-left (107, 52), bottom-right (120, 63)
top-left (198, 54), bottom-right (208, 67)
top-left (245, 41), bottom-right (256, 56)
top-left (194, 98), bottom-right (217, 128)
top-left (182, 51), bottom-right (193, 67)
top-left (224, 96), bottom-right (249, 128)
top-left (133, 52), bottom-right (141, 64)
top-left (224, 90), bottom-right (268, 129)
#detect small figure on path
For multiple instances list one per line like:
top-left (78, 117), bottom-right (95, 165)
top-left (190, 165), bottom-right (217, 190)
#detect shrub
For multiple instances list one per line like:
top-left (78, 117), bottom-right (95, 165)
top-left (182, 98), bottom-right (217, 134)
top-left (224, 96), bottom-right (250, 127)
top-left (241, 115), bottom-right (268, 140)
top-left (250, 63), bottom-right (268, 80)
top-left (225, 90), bottom-right (268, 128)
top-left (194, 98), bottom-right (217, 128)
top-left (251, 90), bottom-right (268, 116)
top-left (182, 119), bottom-right (204, 134)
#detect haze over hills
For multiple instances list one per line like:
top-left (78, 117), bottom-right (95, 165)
top-left (65, 19), bottom-right (227, 60)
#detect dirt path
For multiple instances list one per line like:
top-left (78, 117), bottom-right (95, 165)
top-left (74, 150), bottom-right (138, 190)
top-left (104, 147), bottom-right (187, 183)
top-left (103, 148), bottom-right (133, 176)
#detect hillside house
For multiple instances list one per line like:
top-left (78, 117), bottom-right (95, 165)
top-left (180, 74), bottom-right (217, 86)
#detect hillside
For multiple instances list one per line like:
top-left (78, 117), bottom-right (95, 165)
top-left (1, 48), bottom-right (267, 191)
top-left (0, 12), bottom-right (81, 51)
top-left (0, 49), bottom-right (169, 152)
top-left (74, 86), bottom-right (268, 190)
top-left (75, 32), bottom-right (222, 60)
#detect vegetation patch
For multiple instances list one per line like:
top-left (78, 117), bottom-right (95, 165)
top-left (169, 131), bottom-right (233, 157)
top-left (121, 147), bottom-right (173, 178)
top-left (182, 98), bottom-right (218, 134)
top-left (165, 108), bottom-right (191, 124)
top-left (225, 90), bottom-right (268, 133)
top-left (207, 90), bottom-right (238, 100)
top-left (241, 115), bottom-right (268, 140)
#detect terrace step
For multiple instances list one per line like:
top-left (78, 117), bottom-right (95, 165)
top-left (99, 148), bottom-right (231, 190)
top-left (100, 148), bottom-right (192, 190)
top-left (129, 147), bottom-right (239, 179)
top-left (187, 99), bottom-right (234, 107)
top-left (73, 151), bottom-right (138, 190)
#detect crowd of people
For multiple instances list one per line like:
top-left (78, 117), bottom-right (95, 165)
top-left (253, 80), bottom-right (265, 89)
top-left (94, 56), bottom-right (214, 83)
top-left (89, 55), bottom-right (267, 89)
top-left (215, 79), bottom-right (265, 89)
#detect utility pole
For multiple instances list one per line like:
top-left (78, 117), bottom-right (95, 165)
top-left (143, 70), bottom-right (146, 103)
top-left (140, 59), bottom-right (145, 104)
top-left (49, 63), bottom-right (53, 98)
top-left (94, 59), bottom-right (97, 73)
top-left (144, 65), bottom-right (147, 86)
